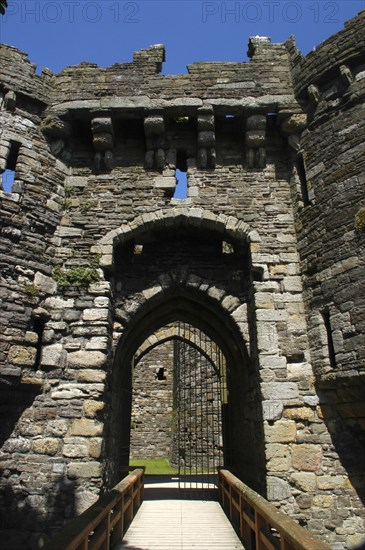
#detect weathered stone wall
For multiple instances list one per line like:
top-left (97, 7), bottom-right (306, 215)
top-left (0, 10), bottom-right (364, 549)
top-left (130, 340), bottom-right (174, 460)
top-left (286, 10), bottom-right (365, 546)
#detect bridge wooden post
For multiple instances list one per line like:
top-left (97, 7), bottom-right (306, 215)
top-left (219, 469), bottom-right (332, 550)
top-left (41, 468), bottom-right (144, 550)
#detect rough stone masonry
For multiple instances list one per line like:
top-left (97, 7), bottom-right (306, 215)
top-left (0, 9), bottom-right (365, 549)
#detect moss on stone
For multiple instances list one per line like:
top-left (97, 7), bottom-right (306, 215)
top-left (355, 207), bottom-right (365, 232)
top-left (53, 266), bottom-right (99, 288)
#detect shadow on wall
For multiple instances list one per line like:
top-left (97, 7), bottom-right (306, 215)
top-left (317, 374), bottom-right (365, 508)
top-left (0, 382), bottom-right (76, 549)
top-left (0, 475), bottom-right (76, 550)
top-left (0, 382), bottom-right (42, 447)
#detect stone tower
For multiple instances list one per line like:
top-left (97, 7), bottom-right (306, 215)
top-left (0, 10), bottom-right (364, 549)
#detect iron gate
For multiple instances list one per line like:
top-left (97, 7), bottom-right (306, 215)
top-left (171, 322), bottom-right (228, 498)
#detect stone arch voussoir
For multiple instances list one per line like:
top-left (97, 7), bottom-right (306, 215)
top-left (91, 207), bottom-right (255, 270)
top-left (114, 274), bottom-right (250, 365)
top-left (134, 324), bottom-right (220, 370)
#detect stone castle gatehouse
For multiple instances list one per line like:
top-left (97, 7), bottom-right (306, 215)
top-left (0, 10), bottom-right (364, 549)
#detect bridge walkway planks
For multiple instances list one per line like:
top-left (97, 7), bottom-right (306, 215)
top-left (114, 475), bottom-right (245, 550)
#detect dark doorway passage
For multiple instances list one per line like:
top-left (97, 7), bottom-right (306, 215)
top-left (129, 322), bottom-right (228, 499)
top-left (106, 221), bottom-right (266, 498)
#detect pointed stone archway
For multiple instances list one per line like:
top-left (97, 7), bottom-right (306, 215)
top-left (99, 208), bottom-right (267, 493)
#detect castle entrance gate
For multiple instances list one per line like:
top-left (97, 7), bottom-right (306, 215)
top-left (102, 211), bottom-right (266, 496)
top-left (130, 322), bottom-right (229, 497)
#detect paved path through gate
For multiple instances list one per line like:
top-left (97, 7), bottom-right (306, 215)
top-left (115, 476), bottom-right (244, 549)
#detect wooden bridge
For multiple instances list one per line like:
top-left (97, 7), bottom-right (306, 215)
top-left (43, 469), bottom-right (331, 550)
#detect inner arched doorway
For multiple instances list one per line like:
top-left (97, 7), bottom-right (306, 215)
top-left (130, 322), bottom-right (228, 487)
top-left (103, 215), bottom-right (266, 494)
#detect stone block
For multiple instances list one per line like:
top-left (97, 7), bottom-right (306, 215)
top-left (260, 356), bottom-right (287, 369)
top-left (94, 297), bottom-right (110, 308)
top-left (256, 310), bottom-right (288, 322)
top-left (256, 324), bottom-right (279, 353)
top-left (262, 382), bottom-right (299, 401)
top-left (46, 419), bottom-right (68, 437)
top-left (317, 475), bottom-right (346, 490)
top-left (75, 489), bottom-right (99, 515)
top-left (83, 308), bottom-right (109, 322)
top-left (63, 443), bottom-right (88, 458)
top-left (267, 477), bottom-right (290, 501)
top-left (262, 401), bottom-right (283, 421)
top-left (44, 296), bottom-right (74, 309)
top-left (75, 369), bottom-right (106, 383)
top-left (304, 395), bottom-right (319, 407)
top-left (282, 277), bottom-right (303, 293)
top-left (89, 438), bottom-right (103, 458)
top-left (265, 420), bottom-right (296, 443)
top-left (83, 400), bottom-right (104, 418)
top-left (254, 292), bottom-right (275, 309)
top-left (154, 177), bottom-right (176, 190)
top-left (51, 384), bottom-right (87, 399)
top-left (291, 445), bottom-right (322, 471)
top-left (32, 438), bottom-right (59, 455)
top-left (34, 272), bottom-right (57, 294)
top-left (287, 362), bottom-right (313, 380)
top-left (70, 419), bottom-right (103, 437)
top-left (85, 337), bottom-right (108, 350)
top-left (296, 493), bottom-right (313, 509)
top-left (3, 437), bottom-right (31, 453)
top-left (8, 345), bottom-right (36, 366)
top-left (67, 461), bottom-right (101, 478)
top-left (67, 350), bottom-right (107, 369)
top-left (42, 344), bottom-right (66, 369)
top-left (313, 495), bottom-right (334, 508)
top-left (25, 331), bottom-right (38, 344)
top-left (291, 472), bottom-right (317, 492)
top-left (284, 407), bottom-right (315, 421)
top-left (57, 226), bottom-right (83, 237)
top-left (266, 444), bottom-right (290, 472)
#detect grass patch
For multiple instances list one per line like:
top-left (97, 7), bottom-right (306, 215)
top-left (129, 458), bottom-right (178, 475)
top-left (129, 458), bottom-right (212, 475)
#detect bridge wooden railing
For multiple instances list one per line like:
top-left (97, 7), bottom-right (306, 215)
top-left (43, 468), bottom-right (144, 550)
top-left (219, 469), bottom-right (331, 550)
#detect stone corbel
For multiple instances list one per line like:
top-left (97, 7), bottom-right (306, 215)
top-left (41, 115), bottom-right (71, 157)
top-left (144, 113), bottom-right (165, 170)
top-left (339, 64), bottom-right (353, 88)
top-left (307, 84), bottom-right (320, 106)
top-left (280, 113), bottom-right (307, 152)
top-left (3, 88), bottom-right (16, 111)
top-left (245, 114), bottom-right (266, 169)
top-left (197, 105), bottom-right (216, 169)
top-left (91, 117), bottom-right (114, 170)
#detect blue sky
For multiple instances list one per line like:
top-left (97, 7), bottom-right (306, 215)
top-left (0, 1), bottom-right (364, 75)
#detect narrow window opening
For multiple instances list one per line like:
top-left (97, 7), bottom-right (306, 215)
top-left (156, 367), bottom-right (166, 381)
top-left (225, 114), bottom-right (235, 119)
top-left (222, 241), bottom-right (234, 254)
top-left (1, 169), bottom-right (16, 192)
top-left (252, 267), bottom-right (264, 282)
top-left (1, 141), bottom-right (20, 192)
top-left (296, 153), bottom-right (310, 207)
top-left (133, 244), bottom-right (143, 255)
top-left (286, 353), bottom-right (305, 364)
top-left (322, 310), bottom-right (337, 369)
top-left (173, 169), bottom-right (188, 199)
top-left (266, 113), bottom-right (278, 134)
top-left (33, 318), bottom-right (46, 370)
